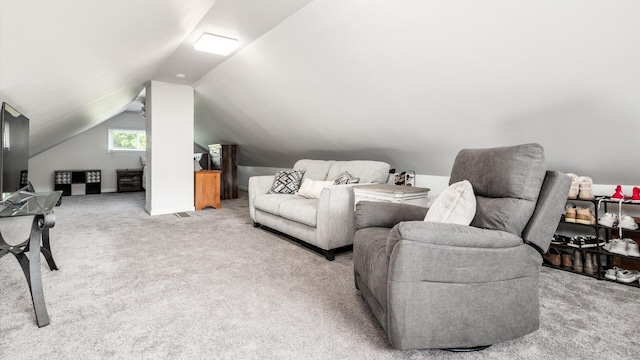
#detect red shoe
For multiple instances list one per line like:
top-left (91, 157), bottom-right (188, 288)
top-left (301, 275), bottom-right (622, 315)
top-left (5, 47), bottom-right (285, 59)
top-left (611, 185), bottom-right (625, 200)
top-left (632, 187), bottom-right (640, 202)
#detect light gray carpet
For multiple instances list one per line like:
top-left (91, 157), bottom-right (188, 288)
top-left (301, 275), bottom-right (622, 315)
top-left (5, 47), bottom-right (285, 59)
top-left (1, 191), bottom-right (638, 359)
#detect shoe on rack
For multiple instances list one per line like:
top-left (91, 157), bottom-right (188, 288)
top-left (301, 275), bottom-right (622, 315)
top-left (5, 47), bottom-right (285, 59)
top-left (551, 234), bottom-right (570, 245)
top-left (565, 204), bottom-right (577, 223)
top-left (568, 235), bottom-right (605, 248)
top-left (583, 251), bottom-right (596, 275)
top-left (598, 212), bottom-right (618, 228)
top-left (603, 240), bottom-right (614, 252)
top-left (623, 238), bottom-right (640, 257)
top-left (543, 247), bottom-right (562, 266)
top-left (578, 176), bottom-right (595, 200)
top-left (611, 185), bottom-right (625, 200)
top-left (608, 238), bottom-right (628, 256)
top-left (618, 215), bottom-right (639, 230)
top-left (561, 253), bottom-right (572, 269)
top-left (604, 266), bottom-right (622, 281)
top-left (616, 269), bottom-right (640, 283)
top-left (575, 207), bottom-right (596, 225)
top-left (572, 250), bottom-right (583, 272)
top-left (632, 187), bottom-right (640, 202)
top-left (567, 173), bottom-right (579, 199)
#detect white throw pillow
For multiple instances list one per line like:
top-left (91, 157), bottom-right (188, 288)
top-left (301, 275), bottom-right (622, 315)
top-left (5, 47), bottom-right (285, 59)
top-left (424, 180), bottom-right (476, 225)
top-left (297, 179), bottom-right (334, 199)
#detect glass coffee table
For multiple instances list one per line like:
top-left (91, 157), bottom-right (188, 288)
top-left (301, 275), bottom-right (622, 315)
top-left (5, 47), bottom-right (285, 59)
top-left (0, 191), bottom-right (62, 327)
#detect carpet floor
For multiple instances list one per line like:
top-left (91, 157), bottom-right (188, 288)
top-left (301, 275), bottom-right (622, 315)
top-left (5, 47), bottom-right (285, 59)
top-left (0, 191), bottom-right (638, 359)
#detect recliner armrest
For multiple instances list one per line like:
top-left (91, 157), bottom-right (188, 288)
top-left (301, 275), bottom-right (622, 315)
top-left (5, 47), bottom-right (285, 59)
top-left (387, 221), bottom-right (523, 258)
top-left (355, 201), bottom-right (428, 230)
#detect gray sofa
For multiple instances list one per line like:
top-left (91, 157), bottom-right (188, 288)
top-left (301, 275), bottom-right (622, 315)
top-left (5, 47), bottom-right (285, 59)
top-left (353, 144), bottom-right (570, 350)
top-left (249, 159), bottom-right (390, 260)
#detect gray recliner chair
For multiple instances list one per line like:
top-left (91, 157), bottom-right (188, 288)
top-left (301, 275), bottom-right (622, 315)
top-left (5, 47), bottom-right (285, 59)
top-left (353, 143), bottom-right (570, 350)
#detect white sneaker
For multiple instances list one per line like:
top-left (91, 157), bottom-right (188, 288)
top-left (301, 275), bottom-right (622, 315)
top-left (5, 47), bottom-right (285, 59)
top-left (624, 238), bottom-right (640, 257)
top-left (605, 267), bottom-right (622, 280)
top-left (608, 239), bottom-right (628, 256)
top-left (618, 215), bottom-right (638, 230)
top-left (567, 173), bottom-right (579, 199)
top-left (616, 269), bottom-right (640, 283)
top-left (598, 212), bottom-right (618, 228)
top-left (578, 176), bottom-right (595, 200)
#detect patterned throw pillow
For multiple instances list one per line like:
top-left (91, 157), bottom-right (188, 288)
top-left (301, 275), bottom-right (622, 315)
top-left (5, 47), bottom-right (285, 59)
top-left (268, 169), bottom-right (306, 194)
top-left (334, 171), bottom-right (360, 185)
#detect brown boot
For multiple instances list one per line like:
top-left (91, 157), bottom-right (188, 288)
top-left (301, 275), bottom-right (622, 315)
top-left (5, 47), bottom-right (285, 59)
top-left (561, 253), bottom-right (572, 269)
top-left (584, 251), bottom-right (595, 275)
top-left (572, 250), bottom-right (583, 272)
top-left (543, 247), bottom-right (562, 266)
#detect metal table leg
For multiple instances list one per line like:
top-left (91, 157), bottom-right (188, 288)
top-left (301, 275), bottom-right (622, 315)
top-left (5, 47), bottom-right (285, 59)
top-left (4, 213), bottom-right (57, 327)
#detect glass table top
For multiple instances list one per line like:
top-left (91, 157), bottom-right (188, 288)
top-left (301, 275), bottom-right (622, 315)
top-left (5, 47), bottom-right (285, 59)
top-left (0, 191), bottom-right (62, 218)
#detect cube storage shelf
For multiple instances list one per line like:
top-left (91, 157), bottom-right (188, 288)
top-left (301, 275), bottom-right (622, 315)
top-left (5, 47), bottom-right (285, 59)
top-left (54, 170), bottom-right (101, 196)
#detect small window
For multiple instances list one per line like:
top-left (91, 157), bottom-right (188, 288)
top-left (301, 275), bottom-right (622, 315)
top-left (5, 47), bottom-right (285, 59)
top-left (108, 128), bottom-right (146, 152)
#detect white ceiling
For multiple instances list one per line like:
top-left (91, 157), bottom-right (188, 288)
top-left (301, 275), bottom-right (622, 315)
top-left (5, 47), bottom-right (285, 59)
top-left (2, 0), bottom-right (640, 185)
top-left (0, 0), bottom-right (313, 156)
top-left (193, 0), bottom-right (640, 185)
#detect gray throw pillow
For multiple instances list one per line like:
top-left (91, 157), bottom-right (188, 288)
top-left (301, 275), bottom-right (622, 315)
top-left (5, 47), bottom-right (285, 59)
top-left (334, 171), bottom-right (360, 185)
top-left (268, 169), bottom-right (306, 194)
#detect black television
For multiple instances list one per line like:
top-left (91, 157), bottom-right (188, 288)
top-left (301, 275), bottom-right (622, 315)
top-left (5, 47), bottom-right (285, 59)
top-left (1, 102), bottom-right (30, 195)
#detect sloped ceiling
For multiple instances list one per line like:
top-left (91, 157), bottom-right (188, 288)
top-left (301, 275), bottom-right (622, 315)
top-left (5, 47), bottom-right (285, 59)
top-left (0, 0), bottom-right (313, 156)
top-left (194, 0), bottom-right (640, 185)
top-left (2, 0), bottom-right (639, 185)
top-left (0, 0), bottom-right (217, 155)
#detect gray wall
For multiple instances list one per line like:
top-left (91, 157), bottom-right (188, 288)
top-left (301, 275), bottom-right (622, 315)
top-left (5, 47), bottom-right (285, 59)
top-left (29, 112), bottom-right (146, 192)
top-left (194, 0), bottom-right (640, 186)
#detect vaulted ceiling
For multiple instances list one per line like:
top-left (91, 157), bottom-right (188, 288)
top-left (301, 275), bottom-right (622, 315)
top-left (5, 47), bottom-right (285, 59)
top-left (0, 0), bottom-right (313, 155)
top-left (2, 1), bottom-right (639, 184)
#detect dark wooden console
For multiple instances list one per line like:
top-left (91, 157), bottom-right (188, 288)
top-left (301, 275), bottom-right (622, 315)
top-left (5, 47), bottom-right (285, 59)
top-left (116, 169), bottom-right (143, 192)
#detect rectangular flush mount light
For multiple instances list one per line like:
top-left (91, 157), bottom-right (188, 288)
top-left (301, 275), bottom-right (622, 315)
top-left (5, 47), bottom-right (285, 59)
top-left (194, 33), bottom-right (239, 56)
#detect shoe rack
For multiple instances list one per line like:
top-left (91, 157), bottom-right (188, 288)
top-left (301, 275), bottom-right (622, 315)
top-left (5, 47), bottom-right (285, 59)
top-left (599, 197), bottom-right (640, 287)
top-left (545, 196), bottom-right (640, 288)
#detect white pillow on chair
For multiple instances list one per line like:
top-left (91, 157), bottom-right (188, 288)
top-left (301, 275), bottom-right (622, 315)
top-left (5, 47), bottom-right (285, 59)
top-left (424, 180), bottom-right (476, 225)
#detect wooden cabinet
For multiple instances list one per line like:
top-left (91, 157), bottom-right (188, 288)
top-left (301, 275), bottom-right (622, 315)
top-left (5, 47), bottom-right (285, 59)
top-left (194, 170), bottom-right (221, 210)
top-left (208, 144), bottom-right (238, 199)
top-left (116, 169), bottom-right (143, 192)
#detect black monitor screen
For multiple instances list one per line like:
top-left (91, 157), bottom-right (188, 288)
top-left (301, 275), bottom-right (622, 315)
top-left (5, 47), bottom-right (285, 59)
top-left (1, 102), bottom-right (30, 193)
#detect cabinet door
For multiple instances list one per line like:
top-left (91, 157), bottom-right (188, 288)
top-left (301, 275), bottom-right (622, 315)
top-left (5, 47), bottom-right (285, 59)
top-left (195, 171), bottom-right (221, 210)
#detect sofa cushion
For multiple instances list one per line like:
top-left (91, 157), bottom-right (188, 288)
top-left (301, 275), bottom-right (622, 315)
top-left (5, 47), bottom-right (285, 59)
top-left (424, 180), bottom-right (476, 225)
top-left (254, 194), bottom-right (305, 216)
top-left (293, 160), bottom-right (334, 181)
top-left (278, 198), bottom-right (319, 227)
top-left (297, 179), bottom-right (334, 199)
top-left (334, 171), bottom-right (360, 185)
top-left (327, 161), bottom-right (390, 184)
top-left (268, 169), bottom-right (306, 194)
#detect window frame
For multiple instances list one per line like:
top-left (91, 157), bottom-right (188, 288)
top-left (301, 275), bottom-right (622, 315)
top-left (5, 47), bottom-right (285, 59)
top-left (108, 128), bottom-right (147, 153)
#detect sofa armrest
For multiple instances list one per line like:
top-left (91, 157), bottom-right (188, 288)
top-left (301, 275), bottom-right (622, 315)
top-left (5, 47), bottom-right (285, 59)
top-left (314, 185), bottom-right (357, 250)
top-left (248, 175), bottom-right (275, 221)
top-left (355, 201), bottom-right (428, 230)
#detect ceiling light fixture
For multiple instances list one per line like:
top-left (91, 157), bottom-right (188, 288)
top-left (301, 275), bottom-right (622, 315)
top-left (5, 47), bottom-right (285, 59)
top-left (194, 33), bottom-right (239, 56)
